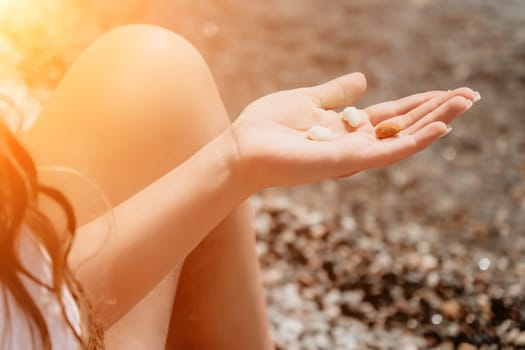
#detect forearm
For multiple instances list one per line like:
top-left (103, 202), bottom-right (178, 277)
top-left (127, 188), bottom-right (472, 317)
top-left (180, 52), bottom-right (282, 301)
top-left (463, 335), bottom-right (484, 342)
top-left (69, 129), bottom-right (248, 326)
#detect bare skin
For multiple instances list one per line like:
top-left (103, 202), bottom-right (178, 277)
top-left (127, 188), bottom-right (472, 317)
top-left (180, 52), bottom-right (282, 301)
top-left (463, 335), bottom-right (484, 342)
top-left (21, 25), bottom-right (272, 350)
top-left (19, 24), bottom-right (477, 349)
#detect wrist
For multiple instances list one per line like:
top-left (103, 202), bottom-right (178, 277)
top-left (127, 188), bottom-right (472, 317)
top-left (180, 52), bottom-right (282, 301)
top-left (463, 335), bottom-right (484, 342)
top-left (217, 126), bottom-right (257, 197)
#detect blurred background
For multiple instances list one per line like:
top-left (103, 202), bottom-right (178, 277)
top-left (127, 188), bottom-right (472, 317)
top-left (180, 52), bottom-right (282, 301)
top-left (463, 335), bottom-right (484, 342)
top-left (1, 0), bottom-right (524, 348)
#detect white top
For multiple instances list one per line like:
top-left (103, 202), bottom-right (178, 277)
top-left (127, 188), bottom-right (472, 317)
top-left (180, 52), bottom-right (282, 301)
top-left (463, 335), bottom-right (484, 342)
top-left (0, 227), bottom-right (82, 349)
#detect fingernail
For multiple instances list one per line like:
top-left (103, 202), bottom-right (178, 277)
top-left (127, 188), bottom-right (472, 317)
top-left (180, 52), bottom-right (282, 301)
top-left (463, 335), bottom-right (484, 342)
top-left (473, 91), bottom-right (481, 102)
top-left (442, 126), bottom-right (453, 137)
top-left (466, 99), bottom-right (473, 110)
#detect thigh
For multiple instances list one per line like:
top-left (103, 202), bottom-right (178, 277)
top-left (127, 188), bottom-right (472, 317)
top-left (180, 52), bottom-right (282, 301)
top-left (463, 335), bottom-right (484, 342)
top-left (20, 24), bottom-right (232, 349)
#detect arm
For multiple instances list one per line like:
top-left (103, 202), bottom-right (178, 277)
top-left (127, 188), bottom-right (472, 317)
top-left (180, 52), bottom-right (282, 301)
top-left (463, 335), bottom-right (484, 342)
top-left (71, 73), bottom-right (477, 326)
top-left (71, 132), bottom-right (246, 326)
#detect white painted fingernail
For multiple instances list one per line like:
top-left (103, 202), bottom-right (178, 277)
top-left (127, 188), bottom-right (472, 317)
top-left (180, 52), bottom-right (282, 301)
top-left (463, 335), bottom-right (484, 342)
top-left (465, 99), bottom-right (473, 110)
top-left (307, 126), bottom-right (336, 141)
top-left (342, 106), bottom-right (361, 127)
top-left (473, 91), bottom-right (481, 102)
top-left (441, 126), bottom-right (453, 137)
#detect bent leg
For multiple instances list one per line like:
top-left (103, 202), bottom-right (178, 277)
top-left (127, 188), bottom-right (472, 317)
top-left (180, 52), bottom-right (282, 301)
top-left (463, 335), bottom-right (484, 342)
top-left (167, 202), bottom-right (273, 350)
top-left (20, 25), bottom-right (272, 349)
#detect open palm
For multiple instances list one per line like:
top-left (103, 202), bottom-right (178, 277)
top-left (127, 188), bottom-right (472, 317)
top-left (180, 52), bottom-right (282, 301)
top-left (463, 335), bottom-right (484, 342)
top-left (231, 73), bottom-right (477, 190)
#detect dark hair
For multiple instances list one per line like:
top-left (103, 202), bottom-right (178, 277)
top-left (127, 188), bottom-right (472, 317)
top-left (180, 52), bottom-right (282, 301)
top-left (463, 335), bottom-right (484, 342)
top-left (0, 120), bottom-right (103, 349)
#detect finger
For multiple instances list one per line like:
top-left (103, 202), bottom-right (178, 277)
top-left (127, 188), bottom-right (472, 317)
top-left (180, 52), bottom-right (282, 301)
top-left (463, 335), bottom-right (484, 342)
top-left (302, 72), bottom-right (367, 110)
top-left (401, 96), bottom-right (471, 135)
top-left (377, 87), bottom-right (475, 130)
top-left (362, 122), bottom-right (449, 169)
top-left (366, 90), bottom-right (444, 126)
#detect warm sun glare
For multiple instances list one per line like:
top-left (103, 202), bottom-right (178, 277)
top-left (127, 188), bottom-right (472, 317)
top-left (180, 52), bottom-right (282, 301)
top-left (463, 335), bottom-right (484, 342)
top-left (0, 0), bottom-right (25, 25)
top-left (0, 0), bottom-right (10, 15)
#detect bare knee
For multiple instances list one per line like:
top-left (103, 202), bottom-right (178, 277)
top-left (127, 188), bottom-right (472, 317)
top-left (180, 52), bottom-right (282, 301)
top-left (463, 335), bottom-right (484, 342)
top-left (67, 24), bottom-right (221, 126)
top-left (86, 24), bottom-right (213, 88)
top-left (23, 24), bottom-right (230, 209)
top-left (83, 24), bottom-right (231, 157)
top-left (79, 24), bottom-right (210, 81)
top-left (29, 24), bottom-right (221, 136)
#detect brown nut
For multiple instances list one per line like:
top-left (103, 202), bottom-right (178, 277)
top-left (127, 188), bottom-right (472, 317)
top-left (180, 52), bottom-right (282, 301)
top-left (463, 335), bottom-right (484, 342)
top-left (375, 121), bottom-right (402, 139)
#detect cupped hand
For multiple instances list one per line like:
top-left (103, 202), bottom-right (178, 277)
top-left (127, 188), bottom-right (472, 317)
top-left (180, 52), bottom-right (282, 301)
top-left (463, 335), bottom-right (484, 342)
top-left (229, 72), bottom-right (477, 190)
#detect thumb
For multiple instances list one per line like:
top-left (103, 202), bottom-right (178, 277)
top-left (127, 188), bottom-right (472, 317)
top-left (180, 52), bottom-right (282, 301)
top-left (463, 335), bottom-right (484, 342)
top-left (302, 72), bottom-right (367, 110)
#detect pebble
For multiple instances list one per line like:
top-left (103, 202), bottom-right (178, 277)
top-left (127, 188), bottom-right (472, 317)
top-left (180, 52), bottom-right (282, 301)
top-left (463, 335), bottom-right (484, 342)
top-left (479, 257), bottom-right (491, 271)
top-left (256, 241), bottom-right (268, 256)
top-left (309, 224), bottom-right (328, 239)
top-left (496, 319), bottom-right (512, 337)
top-left (477, 294), bottom-right (491, 313)
top-left (342, 106), bottom-right (361, 127)
top-left (342, 290), bottom-right (365, 306)
top-left (420, 254), bottom-right (438, 271)
top-left (323, 289), bottom-right (341, 306)
top-left (514, 331), bottom-right (525, 346)
top-left (505, 328), bottom-right (520, 343)
top-left (262, 268), bottom-right (284, 285)
top-left (253, 166), bottom-right (525, 348)
top-left (441, 342), bottom-right (455, 350)
top-left (426, 271), bottom-right (440, 288)
top-left (458, 343), bottom-right (477, 350)
top-left (307, 126), bottom-right (336, 141)
top-left (441, 299), bottom-right (462, 320)
top-left (431, 313), bottom-right (443, 325)
top-left (508, 283), bottom-right (522, 298)
top-left (340, 216), bottom-right (356, 231)
top-left (280, 317), bottom-right (304, 342)
top-left (446, 322), bottom-right (460, 337)
top-left (253, 212), bottom-right (273, 236)
top-left (465, 313), bottom-right (476, 324)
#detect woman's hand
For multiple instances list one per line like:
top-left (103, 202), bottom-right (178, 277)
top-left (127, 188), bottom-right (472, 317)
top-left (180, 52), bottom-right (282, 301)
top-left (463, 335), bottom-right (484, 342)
top-left (229, 72), bottom-right (477, 190)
